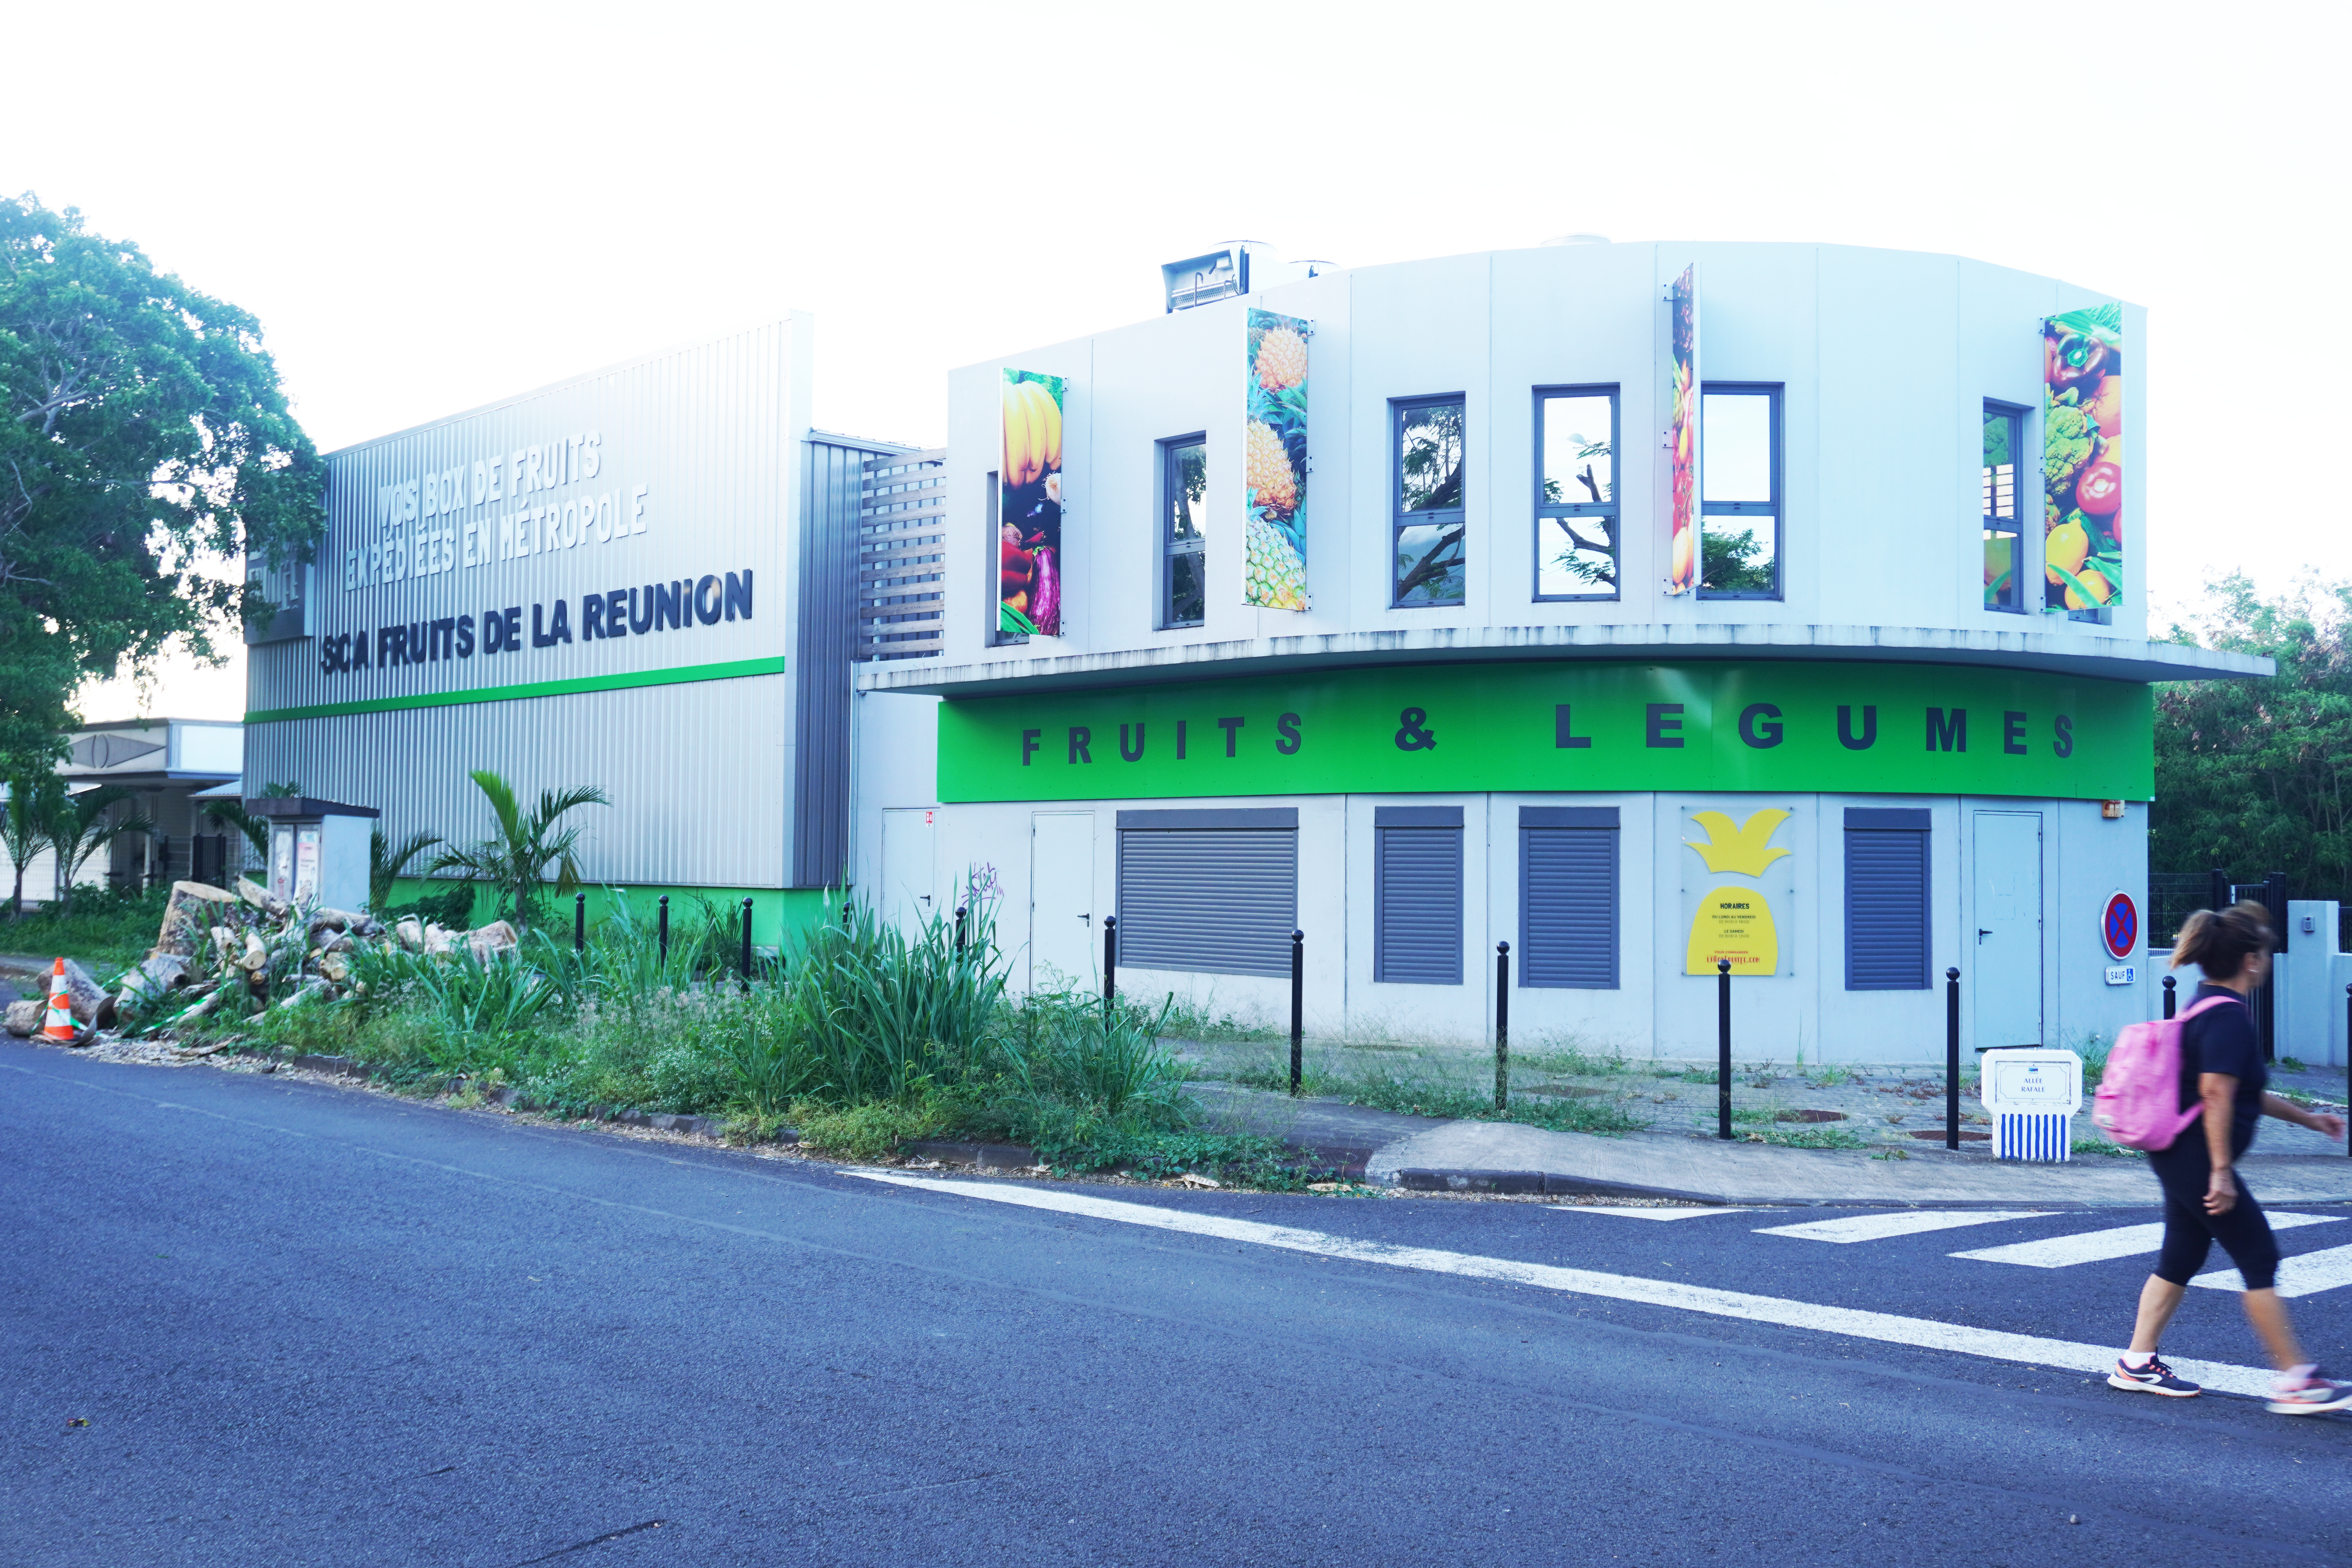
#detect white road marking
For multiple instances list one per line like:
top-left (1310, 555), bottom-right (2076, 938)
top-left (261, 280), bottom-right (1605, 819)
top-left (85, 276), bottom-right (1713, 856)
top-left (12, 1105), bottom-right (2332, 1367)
top-left (847, 1172), bottom-right (2277, 1397)
top-left (1552, 1205), bottom-right (1755, 1221)
top-left (1953, 1213), bottom-right (2341, 1269)
top-left (2192, 1242), bottom-right (2352, 1298)
top-left (1757, 1210), bottom-right (2053, 1244)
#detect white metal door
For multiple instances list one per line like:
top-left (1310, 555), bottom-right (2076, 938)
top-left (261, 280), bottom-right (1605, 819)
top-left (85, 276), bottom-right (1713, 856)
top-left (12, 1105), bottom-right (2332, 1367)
top-left (1030, 812), bottom-right (1096, 991)
top-left (878, 808), bottom-right (938, 933)
top-left (1973, 811), bottom-right (2044, 1048)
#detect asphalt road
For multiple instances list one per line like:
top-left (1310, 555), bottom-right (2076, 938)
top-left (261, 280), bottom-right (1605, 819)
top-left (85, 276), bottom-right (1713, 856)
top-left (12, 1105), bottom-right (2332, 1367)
top-left (6, 1043), bottom-right (2351, 1568)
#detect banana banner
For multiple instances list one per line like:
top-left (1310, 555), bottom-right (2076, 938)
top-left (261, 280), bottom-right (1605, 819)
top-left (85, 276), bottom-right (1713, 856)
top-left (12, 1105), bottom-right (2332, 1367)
top-left (1243, 310), bottom-right (1309, 610)
top-left (1000, 370), bottom-right (1066, 637)
top-left (1681, 804), bottom-right (1795, 976)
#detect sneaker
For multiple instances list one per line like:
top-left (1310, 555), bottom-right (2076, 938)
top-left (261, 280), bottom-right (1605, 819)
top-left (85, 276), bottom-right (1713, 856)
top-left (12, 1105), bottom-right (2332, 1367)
top-left (2108, 1355), bottom-right (2202, 1397)
top-left (2266, 1370), bottom-right (2352, 1416)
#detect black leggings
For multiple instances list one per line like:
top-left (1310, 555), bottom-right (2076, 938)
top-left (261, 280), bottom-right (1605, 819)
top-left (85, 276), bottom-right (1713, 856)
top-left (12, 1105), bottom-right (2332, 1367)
top-left (2148, 1141), bottom-right (2281, 1291)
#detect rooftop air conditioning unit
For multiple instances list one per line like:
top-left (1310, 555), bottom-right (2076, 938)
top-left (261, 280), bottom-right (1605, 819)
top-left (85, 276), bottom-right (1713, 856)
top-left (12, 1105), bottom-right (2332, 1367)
top-left (1162, 242), bottom-right (1274, 313)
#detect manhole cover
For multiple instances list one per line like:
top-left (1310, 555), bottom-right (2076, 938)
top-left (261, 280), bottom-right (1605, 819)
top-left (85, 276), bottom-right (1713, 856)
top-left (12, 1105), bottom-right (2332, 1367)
top-left (1906, 1128), bottom-right (1991, 1141)
top-left (1775, 1108), bottom-right (1847, 1123)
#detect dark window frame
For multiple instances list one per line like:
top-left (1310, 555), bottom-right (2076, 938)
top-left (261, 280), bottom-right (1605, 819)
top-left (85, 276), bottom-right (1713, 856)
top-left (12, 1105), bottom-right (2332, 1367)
top-left (1533, 385), bottom-right (1620, 602)
top-left (1697, 382), bottom-right (1783, 602)
top-left (1158, 433), bottom-right (1207, 630)
top-left (984, 468), bottom-right (1024, 647)
top-left (1982, 399), bottom-right (2028, 615)
top-left (1391, 394), bottom-right (1467, 609)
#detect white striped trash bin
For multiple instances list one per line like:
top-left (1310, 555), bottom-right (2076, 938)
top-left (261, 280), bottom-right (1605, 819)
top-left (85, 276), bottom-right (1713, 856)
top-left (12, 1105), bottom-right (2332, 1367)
top-left (1979, 1048), bottom-right (2084, 1163)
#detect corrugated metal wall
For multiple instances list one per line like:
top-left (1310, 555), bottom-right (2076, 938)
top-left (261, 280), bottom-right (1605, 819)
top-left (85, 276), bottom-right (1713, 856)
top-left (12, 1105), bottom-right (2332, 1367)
top-left (246, 677), bottom-right (789, 889)
top-left (795, 441), bottom-right (871, 887)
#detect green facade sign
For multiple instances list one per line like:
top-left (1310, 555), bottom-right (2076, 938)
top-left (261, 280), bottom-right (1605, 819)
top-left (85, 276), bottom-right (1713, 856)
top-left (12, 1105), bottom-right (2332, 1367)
top-left (936, 660), bottom-right (2152, 803)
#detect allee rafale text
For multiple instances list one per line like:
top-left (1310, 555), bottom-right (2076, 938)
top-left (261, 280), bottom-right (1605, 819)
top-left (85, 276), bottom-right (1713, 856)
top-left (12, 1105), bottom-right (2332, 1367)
top-left (316, 571), bottom-right (752, 675)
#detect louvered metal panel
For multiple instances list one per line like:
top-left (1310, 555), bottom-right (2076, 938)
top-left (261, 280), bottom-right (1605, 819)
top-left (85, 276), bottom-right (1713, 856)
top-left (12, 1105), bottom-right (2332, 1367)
top-left (1375, 826), bottom-right (1463, 984)
top-left (1845, 825), bottom-right (1931, 990)
top-left (858, 448), bottom-right (946, 662)
top-left (1520, 822), bottom-right (1618, 988)
top-left (1114, 828), bottom-right (1297, 977)
top-left (795, 440), bottom-right (870, 886)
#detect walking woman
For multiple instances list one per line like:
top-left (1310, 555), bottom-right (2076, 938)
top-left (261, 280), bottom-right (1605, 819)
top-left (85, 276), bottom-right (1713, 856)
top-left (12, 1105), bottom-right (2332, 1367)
top-left (2110, 903), bottom-right (2349, 1409)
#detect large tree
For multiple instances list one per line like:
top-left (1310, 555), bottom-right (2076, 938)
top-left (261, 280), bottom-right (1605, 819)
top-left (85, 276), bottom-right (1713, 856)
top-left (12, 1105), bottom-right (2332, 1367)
top-left (0, 193), bottom-right (323, 764)
top-left (2152, 573), bottom-right (2352, 899)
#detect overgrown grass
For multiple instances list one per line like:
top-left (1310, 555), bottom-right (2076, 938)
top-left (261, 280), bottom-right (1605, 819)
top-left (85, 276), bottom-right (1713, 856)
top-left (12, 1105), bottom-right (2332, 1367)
top-left (1229, 1053), bottom-right (1650, 1134)
top-left (2, 884), bottom-right (169, 976)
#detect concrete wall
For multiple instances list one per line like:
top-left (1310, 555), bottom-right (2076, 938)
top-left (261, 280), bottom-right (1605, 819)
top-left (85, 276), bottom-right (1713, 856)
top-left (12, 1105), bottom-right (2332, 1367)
top-left (866, 784), bottom-right (2149, 1065)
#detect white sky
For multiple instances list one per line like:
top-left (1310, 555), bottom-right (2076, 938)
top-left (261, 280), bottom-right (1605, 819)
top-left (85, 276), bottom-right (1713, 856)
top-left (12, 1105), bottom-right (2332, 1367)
top-left (16, 0), bottom-right (2341, 724)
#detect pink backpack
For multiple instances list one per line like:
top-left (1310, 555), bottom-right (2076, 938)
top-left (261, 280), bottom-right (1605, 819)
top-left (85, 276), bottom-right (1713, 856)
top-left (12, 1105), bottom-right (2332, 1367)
top-left (2091, 995), bottom-right (2236, 1151)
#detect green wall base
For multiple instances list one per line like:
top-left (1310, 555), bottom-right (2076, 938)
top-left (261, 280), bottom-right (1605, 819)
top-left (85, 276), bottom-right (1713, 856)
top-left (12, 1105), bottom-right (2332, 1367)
top-left (382, 879), bottom-right (843, 949)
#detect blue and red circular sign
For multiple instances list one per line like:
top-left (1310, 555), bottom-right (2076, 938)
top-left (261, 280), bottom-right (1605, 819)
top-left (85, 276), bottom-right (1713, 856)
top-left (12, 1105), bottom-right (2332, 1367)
top-left (2100, 891), bottom-right (2139, 960)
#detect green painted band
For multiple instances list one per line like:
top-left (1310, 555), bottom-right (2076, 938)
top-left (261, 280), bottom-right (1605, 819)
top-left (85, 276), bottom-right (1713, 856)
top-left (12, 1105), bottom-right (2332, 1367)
top-left (936, 659), bottom-right (2154, 803)
top-left (243, 656), bottom-right (788, 724)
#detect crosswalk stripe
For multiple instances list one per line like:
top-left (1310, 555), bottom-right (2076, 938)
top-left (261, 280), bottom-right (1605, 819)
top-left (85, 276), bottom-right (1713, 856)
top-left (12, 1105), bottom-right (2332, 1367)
top-left (2191, 1242), bottom-right (2352, 1298)
top-left (1757, 1210), bottom-right (2053, 1243)
top-left (1953, 1212), bottom-right (2342, 1269)
top-left (1553, 1205), bottom-right (1755, 1221)
top-left (846, 1171), bottom-right (2280, 1398)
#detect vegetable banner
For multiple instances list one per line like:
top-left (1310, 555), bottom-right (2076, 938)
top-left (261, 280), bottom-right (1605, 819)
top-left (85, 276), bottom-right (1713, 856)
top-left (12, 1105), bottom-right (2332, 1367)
top-left (1244, 309), bottom-right (1310, 610)
top-left (1000, 370), bottom-right (1066, 637)
top-left (2040, 304), bottom-right (2123, 613)
top-left (1664, 265), bottom-right (1700, 596)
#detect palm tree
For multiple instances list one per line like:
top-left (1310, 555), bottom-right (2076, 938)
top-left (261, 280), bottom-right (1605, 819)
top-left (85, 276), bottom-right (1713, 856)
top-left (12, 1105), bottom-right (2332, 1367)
top-left (370, 828), bottom-right (446, 913)
top-left (430, 770), bottom-right (609, 930)
top-left (2, 768), bottom-right (67, 918)
top-left (49, 786), bottom-right (156, 911)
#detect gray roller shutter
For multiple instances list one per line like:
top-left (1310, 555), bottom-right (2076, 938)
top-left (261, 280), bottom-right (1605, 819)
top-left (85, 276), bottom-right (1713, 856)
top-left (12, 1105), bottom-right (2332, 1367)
top-left (1520, 806), bottom-right (1617, 988)
top-left (1375, 806), bottom-right (1463, 985)
top-left (1116, 809), bottom-right (1297, 977)
top-left (1846, 808), bottom-right (1930, 990)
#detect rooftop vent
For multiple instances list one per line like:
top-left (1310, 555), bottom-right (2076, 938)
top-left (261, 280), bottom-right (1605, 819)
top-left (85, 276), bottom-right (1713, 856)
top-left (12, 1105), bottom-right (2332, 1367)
top-left (1161, 241), bottom-right (1276, 312)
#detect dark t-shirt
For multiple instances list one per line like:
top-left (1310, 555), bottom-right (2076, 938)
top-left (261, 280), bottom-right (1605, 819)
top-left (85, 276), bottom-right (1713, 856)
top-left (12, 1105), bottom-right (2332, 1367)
top-left (2177, 982), bottom-right (2267, 1156)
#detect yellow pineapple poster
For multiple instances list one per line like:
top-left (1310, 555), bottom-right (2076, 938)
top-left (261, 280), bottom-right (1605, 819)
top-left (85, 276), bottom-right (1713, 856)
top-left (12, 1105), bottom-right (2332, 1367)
top-left (1680, 805), bottom-right (1796, 976)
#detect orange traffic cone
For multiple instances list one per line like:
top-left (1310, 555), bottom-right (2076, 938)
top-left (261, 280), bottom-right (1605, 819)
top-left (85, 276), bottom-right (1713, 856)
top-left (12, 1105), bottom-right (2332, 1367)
top-left (42, 957), bottom-right (77, 1042)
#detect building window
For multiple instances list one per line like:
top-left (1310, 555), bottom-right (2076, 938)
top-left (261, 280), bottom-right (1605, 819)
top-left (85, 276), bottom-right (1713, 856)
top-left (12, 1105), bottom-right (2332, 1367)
top-left (1161, 436), bottom-right (1207, 628)
top-left (1374, 806), bottom-right (1463, 984)
top-left (1519, 806), bottom-right (1618, 988)
top-left (1845, 808), bottom-right (1930, 990)
top-left (986, 470), bottom-right (1024, 647)
top-left (1393, 396), bottom-right (1466, 607)
top-left (1535, 387), bottom-right (1618, 599)
top-left (1982, 401), bottom-right (2025, 613)
top-left (1114, 808), bottom-right (1299, 977)
top-left (1699, 385), bottom-right (1780, 599)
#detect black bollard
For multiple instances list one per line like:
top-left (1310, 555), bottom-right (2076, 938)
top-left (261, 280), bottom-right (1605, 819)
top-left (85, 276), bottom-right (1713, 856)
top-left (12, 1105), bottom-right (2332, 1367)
top-left (1495, 942), bottom-right (1511, 1114)
top-left (2162, 973), bottom-right (2176, 1020)
top-left (575, 891), bottom-right (586, 954)
top-left (1717, 958), bottom-right (1732, 1140)
top-left (1945, 967), bottom-right (1962, 1151)
top-left (740, 898), bottom-right (754, 991)
top-left (657, 895), bottom-right (670, 965)
top-left (1102, 915), bottom-right (1118, 1026)
top-left (1289, 929), bottom-right (1305, 1097)
top-left (955, 904), bottom-right (969, 961)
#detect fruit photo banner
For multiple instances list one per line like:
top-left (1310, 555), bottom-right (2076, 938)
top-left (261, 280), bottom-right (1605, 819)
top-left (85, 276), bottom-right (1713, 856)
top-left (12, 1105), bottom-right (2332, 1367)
top-left (1663, 265), bottom-right (1700, 596)
top-left (1000, 370), bottom-right (1067, 638)
top-left (1244, 309), bottom-right (1310, 610)
top-left (2040, 305), bottom-right (2123, 614)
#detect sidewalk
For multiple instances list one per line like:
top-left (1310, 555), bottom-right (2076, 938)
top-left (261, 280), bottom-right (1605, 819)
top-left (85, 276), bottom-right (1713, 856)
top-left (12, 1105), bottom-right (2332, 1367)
top-left (1190, 1082), bottom-right (2352, 1207)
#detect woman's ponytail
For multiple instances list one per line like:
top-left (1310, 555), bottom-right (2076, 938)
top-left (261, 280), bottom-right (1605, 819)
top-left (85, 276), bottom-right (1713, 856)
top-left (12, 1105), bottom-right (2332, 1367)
top-left (2169, 900), bottom-right (2275, 980)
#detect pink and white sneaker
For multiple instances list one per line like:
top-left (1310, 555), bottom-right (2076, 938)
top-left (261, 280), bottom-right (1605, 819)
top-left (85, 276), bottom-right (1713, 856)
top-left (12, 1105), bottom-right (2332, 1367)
top-left (2266, 1367), bottom-right (2352, 1416)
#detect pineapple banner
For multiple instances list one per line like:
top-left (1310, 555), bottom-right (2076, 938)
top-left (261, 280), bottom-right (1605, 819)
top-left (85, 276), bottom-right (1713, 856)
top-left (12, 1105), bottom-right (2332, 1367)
top-left (1243, 310), bottom-right (1309, 610)
top-left (1000, 370), bottom-right (1066, 637)
top-left (2039, 303), bottom-right (2123, 614)
top-left (1663, 265), bottom-right (1700, 596)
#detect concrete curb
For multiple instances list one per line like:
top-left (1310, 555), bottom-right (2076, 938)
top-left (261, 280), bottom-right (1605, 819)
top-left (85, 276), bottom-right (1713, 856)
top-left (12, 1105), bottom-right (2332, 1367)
top-left (902, 1139), bottom-right (1038, 1170)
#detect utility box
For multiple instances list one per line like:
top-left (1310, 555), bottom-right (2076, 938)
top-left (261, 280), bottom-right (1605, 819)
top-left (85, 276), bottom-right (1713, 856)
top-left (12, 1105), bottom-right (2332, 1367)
top-left (249, 797), bottom-right (378, 915)
top-left (1979, 1047), bottom-right (2083, 1161)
